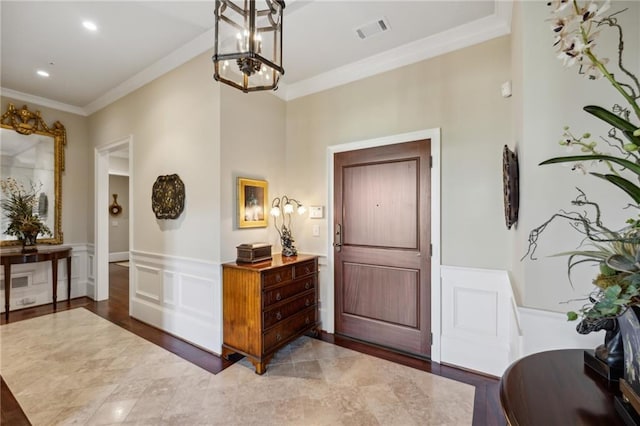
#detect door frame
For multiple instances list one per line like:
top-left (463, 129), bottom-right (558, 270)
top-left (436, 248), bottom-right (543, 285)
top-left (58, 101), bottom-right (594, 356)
top-left (326, 128), bottom-right (441, 362)
top-left (94, 135), bottom-right (133, 302)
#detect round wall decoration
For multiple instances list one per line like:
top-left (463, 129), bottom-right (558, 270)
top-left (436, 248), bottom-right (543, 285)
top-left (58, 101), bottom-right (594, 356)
top-left (109, 194), bottom-right (122, 216)
top-left (151, 174), bottom-right (185, 219)
top-left (503, 145), bottom-right (519, 229)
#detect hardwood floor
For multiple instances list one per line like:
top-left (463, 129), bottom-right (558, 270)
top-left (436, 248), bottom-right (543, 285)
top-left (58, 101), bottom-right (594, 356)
top-left (1, 263), bottom-right (505, 425)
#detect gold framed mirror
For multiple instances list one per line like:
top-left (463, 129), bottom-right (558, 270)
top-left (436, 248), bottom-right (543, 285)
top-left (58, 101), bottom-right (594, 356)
top-left (0, 103), bottom-right (66, 246)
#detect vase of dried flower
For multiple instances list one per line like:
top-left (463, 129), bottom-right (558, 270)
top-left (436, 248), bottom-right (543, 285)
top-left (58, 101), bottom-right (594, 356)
top-left (20, 230), bottom-right (38, 253)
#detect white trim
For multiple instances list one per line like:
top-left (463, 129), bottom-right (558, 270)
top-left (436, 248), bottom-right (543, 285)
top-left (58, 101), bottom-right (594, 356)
top-left (84, 29), bottom-right (214, 115)
top-left (278, 6), bottom-right (512, 101)
top-left (440, 265), bottom-right (520, 377)
top-left (109, 251), bottom-right (129, 263)
top-left (2, 2), bottom-right (513, 113)
top-left (518, 306), bottom-right (604, 357)
top-left (95, 136), bottom-right (133, 301)
top-left (108, 170), bottom-right (130, 177)
top-left (0, 88), bottom-right (87, 116)
top-left (130, 250), bottom-right (222, 353)
top-left (326, 128), bottom-right (442, 362)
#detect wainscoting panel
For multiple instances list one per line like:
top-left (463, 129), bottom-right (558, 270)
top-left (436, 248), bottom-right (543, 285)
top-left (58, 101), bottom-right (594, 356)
top-left (518, 306), bottom-right (604, 356)
top-left (308, 254), bottom-right (329, 331)
top-left (87, 245), bottom-right (95, 299)
top-left (441, 265), bottom-right (521, 377)
top-left (130, 251), bottom-right (221, 354)
top-left (0, 243), bottom-right (90, 312)
top-left (134, 265), bottom-right (162, 302)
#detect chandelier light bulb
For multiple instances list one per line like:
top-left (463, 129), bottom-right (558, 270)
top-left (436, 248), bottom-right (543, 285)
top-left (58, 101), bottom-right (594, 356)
top-left (270, 206), bottom-right (281, 217)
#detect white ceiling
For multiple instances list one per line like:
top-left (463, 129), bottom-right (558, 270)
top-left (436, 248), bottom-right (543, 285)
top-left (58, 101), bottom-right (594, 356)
top-left (0, 1), bottom-right (511, 116)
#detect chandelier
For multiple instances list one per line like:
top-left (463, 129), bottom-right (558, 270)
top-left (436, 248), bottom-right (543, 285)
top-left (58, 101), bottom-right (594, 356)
top-left (212, 0), bottom-right (285, 93)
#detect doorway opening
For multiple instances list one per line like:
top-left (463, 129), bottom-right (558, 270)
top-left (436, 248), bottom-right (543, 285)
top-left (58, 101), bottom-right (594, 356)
top-left (94, 136), bottom-right (132, 303)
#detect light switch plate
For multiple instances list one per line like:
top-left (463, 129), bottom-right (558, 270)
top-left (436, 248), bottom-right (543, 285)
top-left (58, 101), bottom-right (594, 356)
top-left (309, 206), bottom-right (324, 219)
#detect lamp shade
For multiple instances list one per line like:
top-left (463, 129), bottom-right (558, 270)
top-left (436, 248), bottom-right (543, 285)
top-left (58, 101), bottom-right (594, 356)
top-left (212, 0), bottom-right (285, 93)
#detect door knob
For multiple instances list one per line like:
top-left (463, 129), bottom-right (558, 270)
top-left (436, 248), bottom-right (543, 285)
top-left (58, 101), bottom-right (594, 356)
top-left (333, 223), bottom-right (342, 252)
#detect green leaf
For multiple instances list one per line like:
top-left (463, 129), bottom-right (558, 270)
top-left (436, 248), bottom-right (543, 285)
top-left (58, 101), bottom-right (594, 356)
top-left (567, 311), bottom-right (578, 321)
top-left (600, 262), bottom-right (617, 276)
top-left (590, 173), bottom-right (640, 203)
top-left (584, 105), bottom-right (638, 132)
top-left (634, 128), bottom-right (640, 137)
top-left (540, 155), bottom-right (640, 177)
top-left (623, 130), bottom-right (640, 145)
top-left (603, 285), bottom-right (623, 299)
top-left (606, 253), bottom-right (639, 272)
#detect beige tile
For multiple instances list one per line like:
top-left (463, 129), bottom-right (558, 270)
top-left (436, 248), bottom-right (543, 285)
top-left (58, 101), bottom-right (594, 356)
top-left (86, 399), bottom-right (137, 424)
top-left (25, 407), bottom-right (64, 426)
top-left (1, 308), bottom-right (475, 426)
top-left (124, 394), bottom-right (172, 421)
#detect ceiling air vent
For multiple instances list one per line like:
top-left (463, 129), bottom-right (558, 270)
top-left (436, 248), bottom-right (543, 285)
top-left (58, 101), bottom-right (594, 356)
top-left (355, 17), bottom-right (390, 40)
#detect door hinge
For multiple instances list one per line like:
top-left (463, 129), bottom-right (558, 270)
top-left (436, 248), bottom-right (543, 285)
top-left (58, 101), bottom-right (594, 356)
top-left (430, 243), bottom-right (433, 257)
top-left (430, 155), bottom-right (433, 168)
top-left (430, 332), bottom-right (433, 345)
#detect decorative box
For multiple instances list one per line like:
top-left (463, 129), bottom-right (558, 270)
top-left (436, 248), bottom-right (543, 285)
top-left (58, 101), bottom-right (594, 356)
top-left (236, 243), bottom-right (272, 263)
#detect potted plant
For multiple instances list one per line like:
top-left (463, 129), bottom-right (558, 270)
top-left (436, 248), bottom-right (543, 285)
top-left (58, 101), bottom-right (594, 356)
top-left (0, 177), bottom-right (51, 252)
top-left (524, 0), bottom-right (640, 417)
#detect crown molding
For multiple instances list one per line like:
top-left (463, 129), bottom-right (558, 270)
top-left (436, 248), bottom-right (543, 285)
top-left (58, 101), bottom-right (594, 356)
top-left (0, 88), bottom-right (88, 116)
top-left (278, 2), bottom-right (513, 101)
top-left (84, 29), bottom-right (215, 115)
top-left (2, 1), bottom-right (512, 111)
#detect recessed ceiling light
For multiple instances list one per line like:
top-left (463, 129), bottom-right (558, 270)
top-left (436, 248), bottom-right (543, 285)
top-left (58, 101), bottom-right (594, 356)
top-left (82, 20), bottom-right (98, 31)
top-left (36, 70), bottom-right (50, 78)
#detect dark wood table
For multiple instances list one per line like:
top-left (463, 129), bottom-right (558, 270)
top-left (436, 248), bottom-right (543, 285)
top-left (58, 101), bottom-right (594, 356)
top-left (500, 349), bottom-right (624, 425)
top-left (1, 245), bottom-right (72, 320)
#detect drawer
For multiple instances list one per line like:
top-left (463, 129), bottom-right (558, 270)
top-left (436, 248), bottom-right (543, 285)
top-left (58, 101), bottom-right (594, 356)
top-left (263, 267), bottom-right (293, 288)
top-left (263, 290), bottom-right (315, 329)
top-left (294, 260), bottom-right (317, 278)
top-left (263, 276), bottom-right (315, 307)
top-left (263, 306), bottom-right (316, 352)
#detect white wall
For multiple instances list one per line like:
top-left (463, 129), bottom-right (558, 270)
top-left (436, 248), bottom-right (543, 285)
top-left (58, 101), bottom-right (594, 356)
top-left (515, 1), bottom-right (640, 313)
top-left (286, 36), bottom-right (513, 269)
top-left (88, 52), bottom-right (223, 351)
top-left (89, 52), bottom-right (222, 261)
top-left (219, 84), bottom-right (287, 262)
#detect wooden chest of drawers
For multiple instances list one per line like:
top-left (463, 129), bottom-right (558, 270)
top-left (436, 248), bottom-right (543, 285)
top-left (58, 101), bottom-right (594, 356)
top-left (221, 254), bottom-right (319, 374)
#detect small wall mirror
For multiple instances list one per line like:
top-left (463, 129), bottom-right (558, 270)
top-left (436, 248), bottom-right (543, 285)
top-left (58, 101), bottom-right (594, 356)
top-left (0, 103), bottom-right (66, 246)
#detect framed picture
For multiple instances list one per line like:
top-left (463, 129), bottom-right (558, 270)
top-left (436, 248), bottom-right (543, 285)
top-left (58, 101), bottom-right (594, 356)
top-left (238, 177), bottom-right (268, 228)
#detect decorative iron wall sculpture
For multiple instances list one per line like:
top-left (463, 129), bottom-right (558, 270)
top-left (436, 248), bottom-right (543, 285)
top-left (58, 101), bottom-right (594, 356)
top-left (151, 174), bottom-right (185, 219)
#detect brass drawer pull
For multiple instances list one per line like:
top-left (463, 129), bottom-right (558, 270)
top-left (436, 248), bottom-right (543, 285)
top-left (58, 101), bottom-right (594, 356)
top-left (305, 299), bottom-right (310, 307)
top-left (275, 292), bottom-right (282, 301)
top-left (305, 266), bottom-right (311, 274)
top-left (305, 317), bottom-right (310, 325)
top-left (276, 333), bottom-right (282, 342)
top-left (305, 281), bottom-right (311, 290)
top-left (275, 274), bottom-right (282, 282)
top-left (276, 311), bottom-right (282, 321)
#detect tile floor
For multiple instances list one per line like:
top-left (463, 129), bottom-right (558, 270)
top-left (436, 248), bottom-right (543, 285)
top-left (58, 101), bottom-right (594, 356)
top-left (0, 308), bottom-right (474, 425)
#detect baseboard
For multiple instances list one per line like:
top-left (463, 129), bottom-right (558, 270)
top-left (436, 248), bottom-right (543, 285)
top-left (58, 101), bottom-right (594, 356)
top-left (109, 251), bottom-right (129, 263)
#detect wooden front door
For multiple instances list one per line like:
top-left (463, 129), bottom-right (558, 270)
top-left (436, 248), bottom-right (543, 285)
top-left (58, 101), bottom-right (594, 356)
top-left (334, 140), bottom-right (431, 357)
